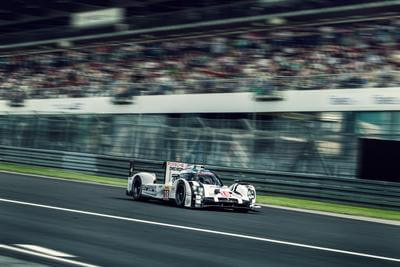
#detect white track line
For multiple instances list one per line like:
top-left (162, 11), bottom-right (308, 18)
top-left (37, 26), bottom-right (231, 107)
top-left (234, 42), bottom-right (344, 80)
top-left (15, 244), bottom-right (76, 258)
top-left (258, 204), bottom-right (400, 226)
top-left (0, 197), bottom-right (399, 263)
top-left (1, 170), bottom-right (399, 226)
top-left (0, 245), bottom-right (99, 267)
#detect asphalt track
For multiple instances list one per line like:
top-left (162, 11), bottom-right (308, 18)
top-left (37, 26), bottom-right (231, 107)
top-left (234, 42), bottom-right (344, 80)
top-left (0, 172), bottom-right (399, 267)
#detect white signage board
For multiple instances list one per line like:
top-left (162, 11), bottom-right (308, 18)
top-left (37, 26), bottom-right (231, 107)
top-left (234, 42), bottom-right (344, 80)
top-left (1, 88), bottom-right (400, 115)
top-left (72, 8), bottom-right (123, 28)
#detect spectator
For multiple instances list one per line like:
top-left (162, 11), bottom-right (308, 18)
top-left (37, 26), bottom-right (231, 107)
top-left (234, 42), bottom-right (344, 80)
top-left (0, 18), bottom-right (399, 100)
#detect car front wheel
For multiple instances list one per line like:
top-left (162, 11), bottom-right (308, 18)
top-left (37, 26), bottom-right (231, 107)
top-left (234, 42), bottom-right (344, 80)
top-left (132, 177), bottom-right (143, 200)
top-left (175, 182), bottom-right (186, 207)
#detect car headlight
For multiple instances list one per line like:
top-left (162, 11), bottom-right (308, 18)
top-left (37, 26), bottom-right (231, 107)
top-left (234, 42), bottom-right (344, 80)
top-left (192, 185), bottom-right (204, 195)
top-left (198, 187), bottom-right (204, 195)
top-left (248, 189), bottom-right (256, 199)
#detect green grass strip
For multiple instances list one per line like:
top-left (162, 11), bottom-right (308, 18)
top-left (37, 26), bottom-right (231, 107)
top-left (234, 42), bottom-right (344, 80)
top-left (0, 162), bottom-right (126, 187)
top-left (0, 162), bottom-right (399, 221)
top-left (257, 195), bottom-right (400, 221)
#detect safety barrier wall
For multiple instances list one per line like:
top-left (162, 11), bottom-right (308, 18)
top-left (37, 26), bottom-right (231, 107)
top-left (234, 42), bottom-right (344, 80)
top-left (1, 145), bottom-right (399, 208)
top-left (2, 87), bottom-right (400, 114)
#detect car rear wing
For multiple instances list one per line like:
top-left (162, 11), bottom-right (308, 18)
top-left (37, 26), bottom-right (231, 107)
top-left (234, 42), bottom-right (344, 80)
top-left (129, 160), bottom-right (203, 184)
top-left (163, 161), bottom-right (192, 185)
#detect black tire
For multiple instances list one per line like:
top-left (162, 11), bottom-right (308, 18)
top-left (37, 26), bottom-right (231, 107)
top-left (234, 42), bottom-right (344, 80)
top-left (132, 177), bottom-right (143, 201)
top-left (175, 182), bottom-right (186, 207)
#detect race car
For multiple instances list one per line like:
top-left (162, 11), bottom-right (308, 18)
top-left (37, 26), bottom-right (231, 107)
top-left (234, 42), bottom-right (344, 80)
top-left (126, 161), bottom-right (259, 211)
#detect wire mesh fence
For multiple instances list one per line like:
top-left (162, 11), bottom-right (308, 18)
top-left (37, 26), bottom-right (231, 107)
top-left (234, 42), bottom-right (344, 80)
top-left (0, 113), bottom-right (378, 177)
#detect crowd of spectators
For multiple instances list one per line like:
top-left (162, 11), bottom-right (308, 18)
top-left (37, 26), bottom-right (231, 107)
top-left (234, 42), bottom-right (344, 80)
top-left (0, 18), bottom-right (400, 100)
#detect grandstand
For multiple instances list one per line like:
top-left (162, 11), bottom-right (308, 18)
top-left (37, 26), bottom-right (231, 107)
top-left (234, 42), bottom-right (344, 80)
top-left (0, 0), bottom-right (400, 179)
top-left (1, 15), bottom-right (400, 98)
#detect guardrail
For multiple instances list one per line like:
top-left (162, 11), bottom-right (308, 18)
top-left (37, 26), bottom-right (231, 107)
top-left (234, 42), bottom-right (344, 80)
top-left (0, 145), bottom-right (399, 208)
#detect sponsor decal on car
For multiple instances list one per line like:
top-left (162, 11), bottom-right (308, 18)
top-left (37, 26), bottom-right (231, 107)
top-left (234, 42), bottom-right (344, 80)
top-left (163, 185), bottom-right (170, 200)
top-left (220, 191), bottom-right (231, 198)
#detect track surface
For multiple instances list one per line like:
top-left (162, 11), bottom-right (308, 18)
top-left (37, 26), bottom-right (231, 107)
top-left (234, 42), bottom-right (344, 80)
top-left (0, 172), bottom-right (399, 267)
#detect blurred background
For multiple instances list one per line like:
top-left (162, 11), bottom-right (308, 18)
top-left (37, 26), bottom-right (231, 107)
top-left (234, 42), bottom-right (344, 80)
top-left (0, 0), bottom-right (400, 179)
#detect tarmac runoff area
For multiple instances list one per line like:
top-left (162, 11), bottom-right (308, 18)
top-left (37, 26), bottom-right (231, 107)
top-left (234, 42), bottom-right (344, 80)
top-left (1, 169), bottom-right (398, 226)
top-left (0, 172), bottom-right (399, 267)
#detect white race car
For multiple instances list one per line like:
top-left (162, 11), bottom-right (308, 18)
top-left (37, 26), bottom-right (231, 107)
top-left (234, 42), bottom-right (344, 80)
top-left (126, 161), bottom-right (259, 211)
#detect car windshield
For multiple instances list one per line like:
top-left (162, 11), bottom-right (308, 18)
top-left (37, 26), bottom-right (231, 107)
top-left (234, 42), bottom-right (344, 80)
top-left (181, 172), bottom-right (222, 186)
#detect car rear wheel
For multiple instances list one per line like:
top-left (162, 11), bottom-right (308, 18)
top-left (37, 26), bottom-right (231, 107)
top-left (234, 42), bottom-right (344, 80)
top-left (132, 177), bottom-right (143, 200)
top-left (175, 182), bottom-right (186, 207)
